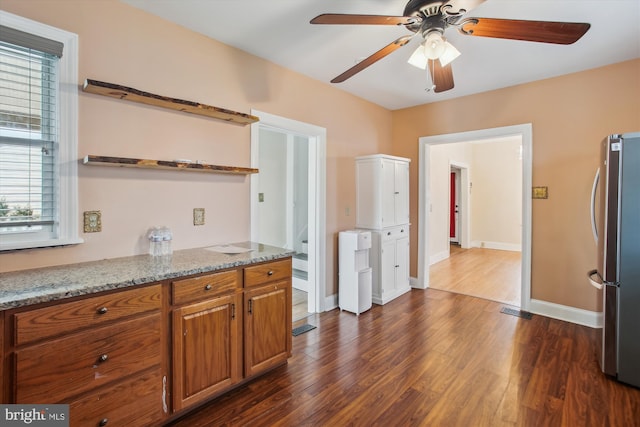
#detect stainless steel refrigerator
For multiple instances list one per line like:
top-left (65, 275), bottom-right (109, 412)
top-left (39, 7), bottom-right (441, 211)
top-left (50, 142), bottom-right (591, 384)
top-left (588, 132), bottom-right (640, 388)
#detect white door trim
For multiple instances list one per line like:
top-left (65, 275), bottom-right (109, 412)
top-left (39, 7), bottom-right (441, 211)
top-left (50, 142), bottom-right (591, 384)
top-left (417, 124), bottom-right (532, 311)
top-left (449, 163), bottom-right (470, 249)
top-left (250, 110), bottom-right (327, 313)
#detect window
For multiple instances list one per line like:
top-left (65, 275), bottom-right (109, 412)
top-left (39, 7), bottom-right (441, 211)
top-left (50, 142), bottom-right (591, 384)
top-left (0, 12), bottom-right (80, 251)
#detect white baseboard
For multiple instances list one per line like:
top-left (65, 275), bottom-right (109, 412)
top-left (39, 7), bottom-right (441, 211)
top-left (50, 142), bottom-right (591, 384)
top-left (529, 299), bottom-right (602, 328)
top-left (410, 276), bottom-right (425, 289)
top-left (471, 240), bottom-right (522, 252)
top-left (323, 293), bottom-right (338, 312)
top-left (430, 250), bottom-right (449, 265)
top-left (292, 277), bottom-right (308, 292)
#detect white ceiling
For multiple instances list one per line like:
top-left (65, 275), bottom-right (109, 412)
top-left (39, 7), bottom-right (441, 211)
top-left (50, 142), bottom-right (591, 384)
top-left (121, 0), bottom-right (640, 110)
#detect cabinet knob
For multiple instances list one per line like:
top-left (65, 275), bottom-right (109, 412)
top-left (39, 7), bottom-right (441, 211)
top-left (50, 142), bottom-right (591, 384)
top-left (395, 265), bottom-right (400, 268)
top-left (97, 307), bottom-right (108, 315)
top-left (401, 229), bottom-right (404, 233)
top-left (204, 284), bottom-right (212, 291)
top-left (387, 232), bottom-right (391, 236)
top-left (268, 270), bottom-right (274, 276)
top-left (99, 354), bottom-right (109, 363)
top-left (99, 418), bottom-right (109, 426)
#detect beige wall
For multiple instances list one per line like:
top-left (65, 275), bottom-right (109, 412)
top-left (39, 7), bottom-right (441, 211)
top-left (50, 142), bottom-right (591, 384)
top-left (393, 59), bottom-right (640, 311)
top-left (470, 137), bottom-right (522, 249)
top-left (2, 1), bottom-right (638, 314)
top-left (0, 1), bottom-right (394, 302)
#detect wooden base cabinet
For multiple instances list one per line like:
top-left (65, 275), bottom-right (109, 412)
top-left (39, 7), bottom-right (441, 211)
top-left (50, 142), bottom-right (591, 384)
top-left (243, 258), bottom-right (292, 378)
top-left (6, 284), bottom-right (165, 427)
top-left (172, 293), bottom-right (242, 411)
top-left (2, 256), bottom-right (292, 425)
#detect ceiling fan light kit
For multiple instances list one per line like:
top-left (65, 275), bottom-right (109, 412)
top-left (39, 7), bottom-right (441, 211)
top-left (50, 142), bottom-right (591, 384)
top-left (310, 0), bottom-right (590, 93)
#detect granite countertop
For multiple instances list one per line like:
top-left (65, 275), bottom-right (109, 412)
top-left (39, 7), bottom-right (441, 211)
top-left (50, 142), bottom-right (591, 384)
top-left (0, 242), bottom-right (295, 310)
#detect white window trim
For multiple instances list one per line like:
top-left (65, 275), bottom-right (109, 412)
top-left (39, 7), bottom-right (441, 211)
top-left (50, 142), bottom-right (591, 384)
top-left (0, 11), bottom-right (82, 251)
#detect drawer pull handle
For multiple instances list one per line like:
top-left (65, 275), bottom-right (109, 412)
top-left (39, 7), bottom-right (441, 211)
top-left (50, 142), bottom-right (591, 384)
top-left (97, 307), bottom-right (108, 315)
top-left (99, 418), bottom-right (109, 426)
top-left (204, 284), bottom-right (212, 291)
top-left (99, 354), bottom-right (109, 363)
top-left (268, 271), bottom-right (274, 276)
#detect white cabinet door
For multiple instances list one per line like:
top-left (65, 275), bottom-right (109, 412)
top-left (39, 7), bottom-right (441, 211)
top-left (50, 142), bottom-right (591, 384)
top-left (394, 161), bottom-right (410, 226)
top-left (380, 238), bottom-right (396, 297)
top-left (395, 236), bottom-right (410, 291)
top-left (381, 158), bottom-right (396, 229)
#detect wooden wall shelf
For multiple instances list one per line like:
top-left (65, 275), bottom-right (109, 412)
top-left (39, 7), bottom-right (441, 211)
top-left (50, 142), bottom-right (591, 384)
top-left (83, 155), bottom-right (258, 175)
top-left (82, 79), bottom-right (259, 126)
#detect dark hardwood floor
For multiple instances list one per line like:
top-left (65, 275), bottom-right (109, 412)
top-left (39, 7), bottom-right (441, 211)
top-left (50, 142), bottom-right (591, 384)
top-left (169, 289), bottom-right (640, 426)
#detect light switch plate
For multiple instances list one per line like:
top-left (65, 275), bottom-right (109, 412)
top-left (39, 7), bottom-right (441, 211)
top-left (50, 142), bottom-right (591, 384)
top-left (193, 208), bottom-right (205, 226)
top-left (83, 210), bottom-right (102, 232)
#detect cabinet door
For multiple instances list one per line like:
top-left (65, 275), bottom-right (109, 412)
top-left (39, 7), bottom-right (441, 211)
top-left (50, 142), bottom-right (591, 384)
top-left (381, 238), bottom-right (397, 295)
top-left (172, 293), bottom-right (241, 411)
top-left (381, 158), bottom-right (396, 228)
top-left (244, 281), bottom-right (291, 377)
top-left (395, 236), bottom-right (410, 290)
top-left (394, 161), bottom-right (410, 225)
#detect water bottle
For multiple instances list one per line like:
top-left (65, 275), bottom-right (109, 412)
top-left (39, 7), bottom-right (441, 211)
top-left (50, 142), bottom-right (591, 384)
top-left (159, 226), bottom-right (172, 256)
top-left (148, 227), bottom-right (161, 256)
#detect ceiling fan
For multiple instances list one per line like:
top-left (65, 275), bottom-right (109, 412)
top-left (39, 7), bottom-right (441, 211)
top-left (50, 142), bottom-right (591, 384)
top-left (310, 0), bottom-right (590, 92)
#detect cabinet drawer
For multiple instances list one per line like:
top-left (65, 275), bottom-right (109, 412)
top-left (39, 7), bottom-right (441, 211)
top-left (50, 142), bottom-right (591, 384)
top-left (244, 258), bottom-right (292, 288)
top-left (15, 313), bottom-right (162, 403)
top-left (172, 270), bottom-right (238, 305)
top-left (69, 368), bottom-right (164, 427)
top-left (381, 225), bottom-right (409, 241)
top-left (14, 284), bottom-right (161, 346)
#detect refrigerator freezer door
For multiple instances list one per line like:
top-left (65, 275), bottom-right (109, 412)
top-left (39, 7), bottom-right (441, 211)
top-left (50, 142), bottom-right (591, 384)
top-left (616, 134), bottom-right (640, 387)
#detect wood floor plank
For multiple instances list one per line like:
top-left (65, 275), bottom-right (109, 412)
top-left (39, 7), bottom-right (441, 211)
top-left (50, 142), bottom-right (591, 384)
top-left (169, 287), bottom-right (640, 427)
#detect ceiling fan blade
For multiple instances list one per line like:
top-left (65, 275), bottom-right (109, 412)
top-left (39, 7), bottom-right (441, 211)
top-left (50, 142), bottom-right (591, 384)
top-left (311, 14), bottom-right (418, 26)
top-left (331, 36), bottom-right (413, 83)
top-left (441, 0), bottom-right (487, 15)
top-left (459, 18), bottom-right (590, 44)
top-left (429, 60), bottom-right (454, 93)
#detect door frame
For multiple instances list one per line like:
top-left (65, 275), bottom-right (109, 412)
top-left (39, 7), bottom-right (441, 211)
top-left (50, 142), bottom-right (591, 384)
top-left (250, 110), bottom-right (327, 314)
top-left (416, 124), bottom-right (532, 311)
top-left (449, 162), bottom-right (470, 249)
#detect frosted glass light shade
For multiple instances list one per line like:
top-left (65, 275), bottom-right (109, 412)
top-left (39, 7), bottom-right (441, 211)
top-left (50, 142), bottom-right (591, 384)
top-left (407, 44), bottom-right (428, 69)
top-left (439, 41), bottom-right (461, 66)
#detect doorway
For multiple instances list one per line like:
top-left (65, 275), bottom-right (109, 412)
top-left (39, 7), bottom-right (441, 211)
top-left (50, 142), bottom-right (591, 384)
top-left (416, 124), bottom-right (532, 311)
top-left (250, 111), bottom-right (327, 321)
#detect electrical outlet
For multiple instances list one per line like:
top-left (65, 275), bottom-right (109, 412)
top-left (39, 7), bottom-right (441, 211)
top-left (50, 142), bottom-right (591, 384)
top-left (193, 208), bottom-right (205, 226)
top-left (258, 193), bottom-right (264, 202)
top-left (83, 211), bottom-right (102, 233)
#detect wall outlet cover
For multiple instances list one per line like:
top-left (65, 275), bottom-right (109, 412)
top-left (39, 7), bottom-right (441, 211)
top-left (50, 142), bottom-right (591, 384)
top-left (193, 208), bottom-right (205, 226)
top-left (83, 211), bottom-right (102, 233)
top-left (532, 186), bottom-right (548, 199)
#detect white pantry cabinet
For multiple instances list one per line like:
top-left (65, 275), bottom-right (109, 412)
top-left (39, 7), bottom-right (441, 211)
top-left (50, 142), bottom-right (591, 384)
top-left (356, 155), bottom-right (410, 229)
top-left (370, 226), bottom-right (410, 305)
top-left (355, 155), bottom-right (411, 305)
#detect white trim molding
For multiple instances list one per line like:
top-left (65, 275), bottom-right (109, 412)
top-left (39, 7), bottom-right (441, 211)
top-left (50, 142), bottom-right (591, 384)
top-left (529, 299), bottom-right (603, 328)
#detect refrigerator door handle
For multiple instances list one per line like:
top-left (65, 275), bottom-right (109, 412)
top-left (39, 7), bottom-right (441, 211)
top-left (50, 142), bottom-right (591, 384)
top-left (588, 269), bottom-right (603, 290)
top-left (590, 168), bottom-right (600, 244)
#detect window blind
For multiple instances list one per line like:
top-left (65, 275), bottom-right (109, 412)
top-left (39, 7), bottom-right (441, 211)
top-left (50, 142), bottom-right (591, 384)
top-left (0, 31), bottom-right (60, 236)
